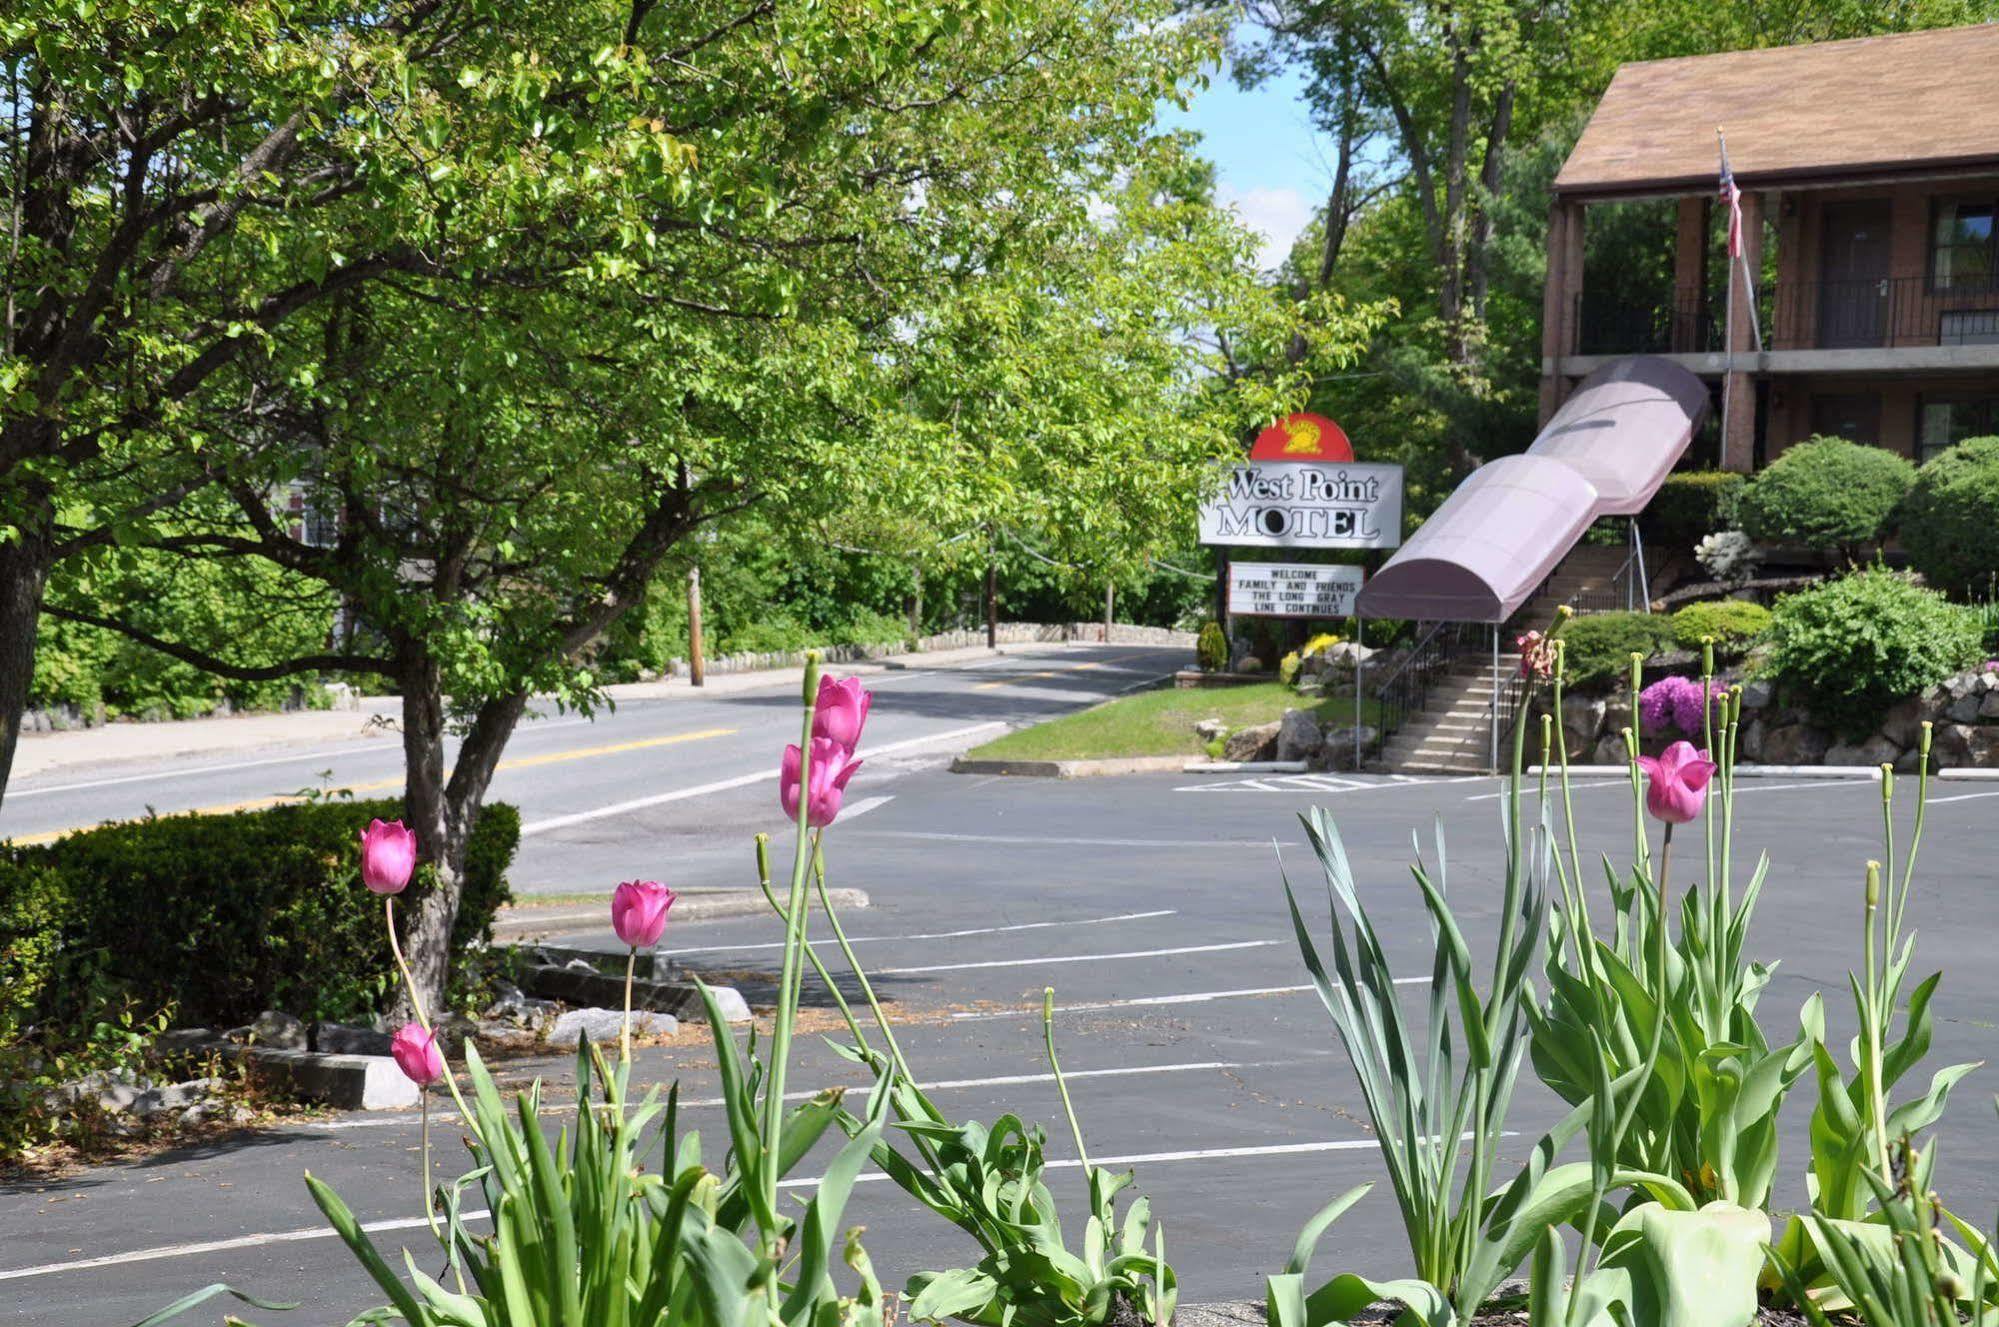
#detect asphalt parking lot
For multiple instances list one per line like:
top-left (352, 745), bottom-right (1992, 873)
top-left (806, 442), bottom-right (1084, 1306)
top-left (6, 762), bottom-right (1999, 1324)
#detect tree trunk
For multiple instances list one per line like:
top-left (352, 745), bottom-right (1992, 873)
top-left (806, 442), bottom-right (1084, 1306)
top-left (985, 559), bottom-right (998, 649)
top-left (392, 643), bottom-right (531, 1022)
top-left (392, 644), bottom-right (461, 1024)
top-left (1466, 83), bottom-right (1516, 325)
top-left (0, 477), bottom-right (54, 812)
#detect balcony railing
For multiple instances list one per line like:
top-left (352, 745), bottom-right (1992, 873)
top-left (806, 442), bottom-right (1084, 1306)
top-left (1769, 276), bottom-right (1999, 351)
top-left (1576, 288), bottom-right (1721, 356)
top-left (1574, 276), bottom-right (1999, 358)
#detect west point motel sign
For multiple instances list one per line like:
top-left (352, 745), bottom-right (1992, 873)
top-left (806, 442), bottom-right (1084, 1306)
top-left (1197, 413), bottom-right (1404, 552)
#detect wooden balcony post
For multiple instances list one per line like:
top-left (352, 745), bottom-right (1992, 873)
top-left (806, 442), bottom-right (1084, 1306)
top-left (1672, 195), bottom-right (1708, 352)
top-left (1539, 197), bottom-right (1585, 425)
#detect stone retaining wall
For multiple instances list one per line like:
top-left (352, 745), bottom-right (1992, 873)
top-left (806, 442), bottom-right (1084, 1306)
top-left (662, 622), bottom-right (1193, 678)
top-left (1548, 666), bottom-right (1999, 769)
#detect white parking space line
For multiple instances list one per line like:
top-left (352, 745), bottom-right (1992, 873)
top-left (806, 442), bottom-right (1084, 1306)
top-left (778, 1138), bottom-right (1396, 1189)
top-left (1929, 789), bottom-right (1999, 803)
top-left (1467, 777), bottom-right (1872, 803)
top-left (952, 977), bottom-right (1424, 1021)
top-left (664, 909), bottom-right (1177, 957)
top-left (519, 723), bottom-right (1003, 835)
top-left (308, 1056), bottom-right (1246, 1133)
top-left (0, 1127), bottom-right (1381, 1283)
top-left (838, 795), bottom-right (894, 820)
top-left (875, 939), bottom-right (1276, 976)
top-left (851, 830), bottom-right (1287, 848)
top-left (1176, 774), bottom-right (1465, 794)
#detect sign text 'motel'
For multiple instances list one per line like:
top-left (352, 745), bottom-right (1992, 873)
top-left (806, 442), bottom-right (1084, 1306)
top-left (1197, 461), bottom-right (1404, 550)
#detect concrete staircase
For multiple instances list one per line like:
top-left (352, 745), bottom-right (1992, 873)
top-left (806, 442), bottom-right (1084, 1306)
top-left (1378, 651), bottom-right (1520, 774)
top-left (1375, 545), bottom-right (1638, 775)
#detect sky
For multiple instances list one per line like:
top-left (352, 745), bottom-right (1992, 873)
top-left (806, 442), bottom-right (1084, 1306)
top-left (1159, 59), bottom-right (1328, 272)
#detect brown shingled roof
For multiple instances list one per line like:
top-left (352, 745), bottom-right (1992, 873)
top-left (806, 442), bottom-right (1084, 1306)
top-left (1554, 24), bottom-right (1999, 198)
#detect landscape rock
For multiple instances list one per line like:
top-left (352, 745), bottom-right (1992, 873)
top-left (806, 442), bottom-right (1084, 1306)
top-left (1737, 717), bottom-right (1765, 763)
top-left (157, 1027), bottom-right (220, 1055)
top-left (1275, 709), bottom-right (1322, 763)
top-left (1935, 723), bottom-right (1999, 768)
top-left (155, 1078), bottom-right (224, 1113)
top-left (1825, 735), bottom-right (1901, 768)
top-left (1316, 725), bottom-right (1377, 772)
top-left (1193, 718), bottom-right (1228, 742)
top-left (547, 1008), bottom-right (678, 1049)
top-left (312, 1022), bottom-right (392, 1056)
top-left (485, 985), bottom-right (560, 1031)
top-left (1737, 679), bottom-right (1774, 710)
top-left (240, 1010), bottom-right (308, 1049)
top-left (1591, 734), bottom-right (1628, 766)
top-left (703, 986), bottom-right (754, 1024)
top-left (1879, 697), bottom-right (1925, 748)
top-left (1759, 723), bottom-right (1830, 765)
top-left (1222, 720), bottom-right (1281, 762)
top-left (1945, 693), bottom-right (1983, 725)
top-left (1980, 691), bottom-right (1999, 721)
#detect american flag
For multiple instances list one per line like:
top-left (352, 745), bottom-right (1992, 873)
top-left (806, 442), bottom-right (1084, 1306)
top-left (1718, 135), bottom-right (1743, 258)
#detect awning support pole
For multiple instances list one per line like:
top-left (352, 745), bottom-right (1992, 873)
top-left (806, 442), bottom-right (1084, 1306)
top-left (1632, 518), bottom-right (1652, 612)
top-left (1354, 618), bottom-right (1364, 770)
top-left (1490, 626), bottom-right (1501, 772)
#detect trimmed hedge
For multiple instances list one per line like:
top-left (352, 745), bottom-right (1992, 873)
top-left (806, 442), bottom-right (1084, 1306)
top-left (1560, 611), bottom-right (1676, 687)
top-left (1765, 569), bottom-right (1985, 737)
top-left (1668, 600), bottom-right (1772, 656)
top-left (0, 799), bottom-right (518, 1032)
top-left (1739, 436), bottom-right (1913, 553)
top-left (1641, 471), bottom-right (1747, 552)
top-left (1900, 436), bottom-right (1999, 599)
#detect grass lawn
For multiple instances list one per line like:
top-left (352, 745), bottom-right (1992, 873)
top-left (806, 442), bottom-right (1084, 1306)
top-left (967, 681), bottom-right (1382, 761)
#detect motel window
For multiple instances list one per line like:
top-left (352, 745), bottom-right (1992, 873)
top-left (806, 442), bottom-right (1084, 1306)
top-left (1917, 394), bottom-right (1999, 462)
top-left (1931, 198), bottom-right (1997, 291)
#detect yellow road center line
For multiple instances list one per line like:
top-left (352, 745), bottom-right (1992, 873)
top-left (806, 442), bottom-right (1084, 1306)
top-left (5, 726), bottom-right (737, 846)
top-left (972, 670), bottom-right (1058, 691)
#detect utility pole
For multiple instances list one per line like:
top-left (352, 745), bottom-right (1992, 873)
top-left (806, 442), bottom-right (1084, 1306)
top-left (687, 565), bottom-right (706, 687)
top-left (1102, 580), bottom-right (1114, 642)
top-left (985, 559), bottom-right (998, 649)
top-left (907, 567), bottom-right (923, 639)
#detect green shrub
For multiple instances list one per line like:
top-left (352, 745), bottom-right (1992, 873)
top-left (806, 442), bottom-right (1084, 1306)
top-left (1196, 620), bottom-right (1228, 672)
top-left (1765, 569), bottom-right (1985, 736)
top-left (1641, 471), bottom-right (1747, 551)
top-left (0, 798), bottom-right (518, 1032)
top-left (1560, 611), bottom-right (1676, 687)
top-left (1668, 600), bottom-right (1772, 656)
top-left (1739, 436), bottom-right (1914, 554)
top-left (1899, 435), bottom-right (1999, 598)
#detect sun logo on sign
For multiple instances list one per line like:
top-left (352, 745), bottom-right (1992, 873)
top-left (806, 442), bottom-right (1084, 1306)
top-left (1280, 416), bottom-right (1323, 455)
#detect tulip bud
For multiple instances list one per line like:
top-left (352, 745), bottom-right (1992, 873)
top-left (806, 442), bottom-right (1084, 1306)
top-left (802, 650), bottom-right (822, 706)
top-left (611, 880), bottom-right (677, 949)
top-left (390, 1022), bottom-right (444, 1087)
top-left (1865, 861), bottom-right (1881, 909)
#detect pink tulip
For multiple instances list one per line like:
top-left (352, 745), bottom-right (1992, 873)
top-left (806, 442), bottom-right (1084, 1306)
top-left (611, 880), bottom-right (677, 949)
top-left (390, 1022), bottom-right (444, 1086)
top-left (812, 675), bottom-right (872, 755)
top-left (780, 736), bottom-right (863, 828)
top-left (360, 819), bottom-right (418, 895)
top-left (1636, 740), bottom-right (1717, 824)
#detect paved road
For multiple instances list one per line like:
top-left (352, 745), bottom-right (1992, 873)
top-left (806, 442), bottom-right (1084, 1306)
top-left (6, 753), bottom-right (1999, 1323)
top-left (0, 643), bottom-right (1185, 891)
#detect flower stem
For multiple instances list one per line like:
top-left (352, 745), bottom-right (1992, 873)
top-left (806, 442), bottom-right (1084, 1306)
top-left (386, 896), bottom-right (430, 1032)
top-left (1043, 988), bottom-right (1090, 1172)
top-left (621, 946), bottom-right (637, 1065)
top-left (420, 1091), bottom-right (438, 1240)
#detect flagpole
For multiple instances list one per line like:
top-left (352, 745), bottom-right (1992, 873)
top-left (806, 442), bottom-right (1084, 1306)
top-left (1719, 130), bottom-right (1733, 466)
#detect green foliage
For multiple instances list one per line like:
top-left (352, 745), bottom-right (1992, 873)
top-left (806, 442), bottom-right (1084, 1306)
top-left (34, 549), bottom-right (336, 719)
top-left (1739, 437), bottom-right (1914, 554)
top-left (1642, 472), bottom-right (1747, 553)
top-left (1765, 570), bottom-right (1985, 735)
top-left (1533, 1202), bottom-right (1770, 1327)
top-left (0, 799), bottom-right (517, 1033)
top-left (1900, 436), bottom-right (1999, 598)
top-left (1196, 621), bottom-right (1229, 673)
top-left (1667, 601), bottom-right (1771, 656)
top-left (1561, 612), bottom-right (1676, 687)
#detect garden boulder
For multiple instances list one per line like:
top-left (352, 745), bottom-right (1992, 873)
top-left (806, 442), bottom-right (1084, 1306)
top-left (1223, 720), bottom-right (1281, 762)
top-left (1276, 709), bottom-right (1323, 762)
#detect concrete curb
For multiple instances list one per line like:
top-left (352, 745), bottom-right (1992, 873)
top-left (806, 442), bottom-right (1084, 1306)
top-left (951, 755), bottom-right (1191, 778)
top-left (1183, 760), bottom-right (1312, 773)
top-left (496, 887), bottom-right (870, 932)
top-left (238, 1047), bottom-right (418, 1111)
